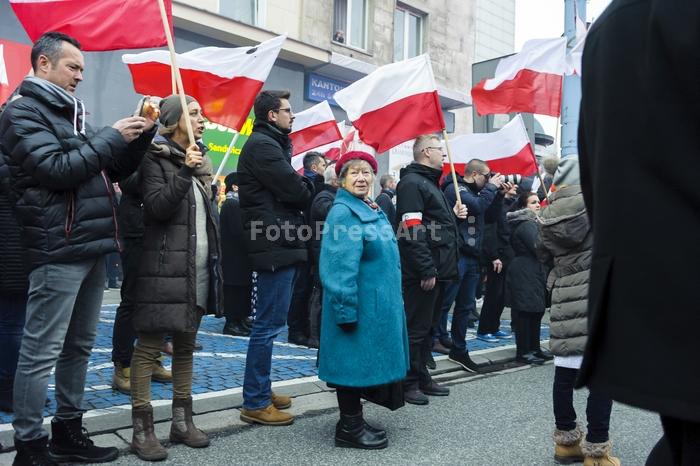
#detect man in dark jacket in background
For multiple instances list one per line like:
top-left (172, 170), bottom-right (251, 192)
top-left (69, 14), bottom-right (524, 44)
top-left (220, 172), bottom-right (253, 337)
top-left (287, 151), bottom-right (326, 346)
top-left (0, 32), bottom-right (155, 464)
top-left (306, 163), bottom-right (339, 348)
top-left (396, 134), bottom-right (467, 405)
top-left (375, 174), bottom-right (397, 226)
top-left (238, 90), bottom-right (314, 426)
top-left (439, 160), bottom-right (504, 367)
top-left (577, 2), bottom-right (700, 464)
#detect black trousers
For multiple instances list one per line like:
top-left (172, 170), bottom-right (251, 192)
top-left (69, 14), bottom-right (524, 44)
top-left (513, 310), bottom-right (543, 356)
top-left (477, 265), bottom-right (506, 335)
top-left (553, 366), bottom-right (612, 443)
top-left (402, 280), bottom-right (444, 389)
top-left (287, 261), bottom-right (311, 337)
top-left (224, 284), bottom-right (252, 324)
top-left (111, 237), bottom-right (142, 366)
top-left (307, 270), bottom-right (323, 343)
top-left (336, 387), bottom-right (362, 416)
top-left (645, 417), bottom-right (700, 466)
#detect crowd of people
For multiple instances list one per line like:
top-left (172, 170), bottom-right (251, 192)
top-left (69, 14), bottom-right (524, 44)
top-left (1, 5), bottom-right (698, 463)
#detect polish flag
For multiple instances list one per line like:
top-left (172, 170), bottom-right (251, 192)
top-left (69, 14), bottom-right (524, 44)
top-left (471, 38), bottom-right (567, 117)
top-left (0, 39), bottom-right (32, 106)
top-left (291, 120), bottom-right (347, 172)
top-left (445, 115), bottom-right (537, 177)
top-left (566, 16), bottom-right (588, 76)
top-left (122, 36), bottom-right (286, 131)
top-left (9, 0), bottom-right (171, 51)
top-left (333, 54), bottom-right (445, 153)
top-left (289, 101), bottom-right (342, 156)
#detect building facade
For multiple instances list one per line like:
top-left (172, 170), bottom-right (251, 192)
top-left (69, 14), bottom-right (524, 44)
top-left (0, 0), bottom-right (477, 175)
top-left (474, 0), bottom-right (515, 62)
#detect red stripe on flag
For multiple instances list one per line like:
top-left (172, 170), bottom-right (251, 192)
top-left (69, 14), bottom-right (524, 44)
top-left (471, 69), bottom-right (562, 117)
top-left (351, 91), bottom-right (444, 153)
top-left (444, 143), bottom-right (538, 177)
top-left (127, 63), bottom-right (263, 131)
top-left (10, 0), bottom-right (171, 51)
top-left (402, 219), bottom-right (422, 228)
top-left (0, 39), bottom-right (32, 106)
top-left (290, 120), bottom-right (343, 156)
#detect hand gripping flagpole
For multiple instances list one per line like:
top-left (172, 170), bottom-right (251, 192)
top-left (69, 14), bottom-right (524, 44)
top-left (441, 129), bottom-right (463, 207)
top-left (157, 0), bottom-right (196, 148)
top-left (214, 131), bottom-right (241, 180)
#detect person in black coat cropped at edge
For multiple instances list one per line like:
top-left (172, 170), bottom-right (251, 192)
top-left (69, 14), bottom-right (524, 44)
top-left (577, 2), bottom-right (700, 464)
top-left (220, 172), bottom-right (253, 337)
top-left (505, 192), bottom-right (548, 366)
top-left (306, 163), bottom-right (340, 348)
top-left (0, 145), bottom-right (28, 414)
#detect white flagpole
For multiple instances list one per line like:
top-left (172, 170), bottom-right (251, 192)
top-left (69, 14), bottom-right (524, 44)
top-left (214, 131), bottom-right (241, 180)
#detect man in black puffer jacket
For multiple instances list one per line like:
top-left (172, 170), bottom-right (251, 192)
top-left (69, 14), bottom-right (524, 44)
top-left (396, 134), bottom-right (467, 405)
top-left (238, 90), bottom-right (314, 426)
top-left (0, 32), bottom-right (155, 465)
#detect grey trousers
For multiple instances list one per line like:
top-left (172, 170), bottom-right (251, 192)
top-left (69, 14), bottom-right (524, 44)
top-left (13, 257), bottom-right (105, 441)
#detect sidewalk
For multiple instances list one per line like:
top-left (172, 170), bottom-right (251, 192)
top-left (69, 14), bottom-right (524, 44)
top-left (0, 290), bottom-right (550, 454)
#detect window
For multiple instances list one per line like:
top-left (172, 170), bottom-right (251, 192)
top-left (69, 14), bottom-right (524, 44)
top-left (220, 0), bottom-right (263, 26)
top-left (333, 0), bottom-right (368, 50)
top-left (394, 6), bottom-right (423, 61)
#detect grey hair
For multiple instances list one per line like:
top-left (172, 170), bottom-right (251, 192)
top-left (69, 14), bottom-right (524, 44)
top-left (338, 159), bottom-right (374, 184)
top-left (323, 164), bottom-right (338, 184)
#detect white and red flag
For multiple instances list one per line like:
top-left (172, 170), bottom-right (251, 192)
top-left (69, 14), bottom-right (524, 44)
top-left (333, 54), bottom-right (445, 153)
top-left (445, 115), bottom-right (537, 177)
top-left (9, 0), bottom-right (171, 51)
top-left (122, 36), bottom-right (286, 131)
top-left (0, 39), bottom-right (32, 106)
top-left (471, 38), bottom-right (567, 117)
top-left (291, 120), bottom-right (347, 173)
top-left (289, 101), bottom-right (342, 156)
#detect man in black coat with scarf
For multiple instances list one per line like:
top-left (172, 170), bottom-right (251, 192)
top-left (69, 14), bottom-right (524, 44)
top-left (0, 32), bottom-right (155, 464)
top-left (577, 2), bottom-right (700, 464)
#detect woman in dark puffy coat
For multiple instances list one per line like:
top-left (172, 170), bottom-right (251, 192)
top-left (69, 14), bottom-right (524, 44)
top-left (505, 192), bottom-right (548, 365)
top-left (539, 184), bottom-right (619, 466)
top-left (128, 95), bottom-right (223, 461)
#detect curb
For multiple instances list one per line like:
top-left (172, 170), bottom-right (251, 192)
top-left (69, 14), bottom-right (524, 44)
top-left (0, 343), bottom-right (537, 462)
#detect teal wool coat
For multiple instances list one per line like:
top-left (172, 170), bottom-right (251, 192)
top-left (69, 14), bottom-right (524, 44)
top-left (318, 189), bottom-right (409, 388)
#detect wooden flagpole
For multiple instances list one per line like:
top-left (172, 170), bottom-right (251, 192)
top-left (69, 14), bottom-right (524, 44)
top-left (214, 131), bottom-right (241, 180)
top-left (157, 0), bottom-right (195, 147)
top-left (441, 129), bottom-right (463, 207)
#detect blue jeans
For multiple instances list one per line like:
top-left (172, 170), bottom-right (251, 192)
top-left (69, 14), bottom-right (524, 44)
top-left (444, 255), bottom-right (480, 353)
top-left (0, 295), bottom-right (27, 379)
top-left (242, 265), bottom-right (299, 410)
top-left (13, 257), bottom-right (105, 441)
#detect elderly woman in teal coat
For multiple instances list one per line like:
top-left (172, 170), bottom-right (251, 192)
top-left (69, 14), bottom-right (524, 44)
top-left (318, 150), bottom-right (409, 451)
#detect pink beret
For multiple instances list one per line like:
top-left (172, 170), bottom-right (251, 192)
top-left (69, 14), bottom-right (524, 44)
top-left (334, 150), bottom-right (378, 177)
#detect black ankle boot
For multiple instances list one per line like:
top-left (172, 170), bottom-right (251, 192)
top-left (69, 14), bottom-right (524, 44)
top-left (335, 412), bottom-right (388, 450)
top-left (48, 415), bottom-right (119, 463)
top-left (13, 436), bottom-right (58, 466)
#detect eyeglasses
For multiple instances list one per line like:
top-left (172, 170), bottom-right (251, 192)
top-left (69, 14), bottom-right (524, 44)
top-left (425, 146), bottom-right (444, 154)
top-left (274, 107), bottom-right (292, 114)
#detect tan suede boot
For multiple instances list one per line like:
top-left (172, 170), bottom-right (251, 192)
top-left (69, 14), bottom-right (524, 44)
top-left (131, 405), bottom-right (167, 461)
top-left (271, 392), bottom-right (292, 410)
top-left (582, 439), bottom-right (621, 466)
top-left (553, 425), bottom-right (584, 464)
top-left (170, 396), bottom-right (210, 448)
top-left (152, 357), bottom-right (172, 383)
top-left (240, 404), bottom-right (294, 426)
top-left (112, 363), bottom-right (131, 394)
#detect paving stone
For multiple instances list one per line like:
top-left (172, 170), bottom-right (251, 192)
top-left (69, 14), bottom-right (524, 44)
top-left (91, 433), bottom-right (130, 451)
top-left (192, 393), bottom-right (244, 414)
top-left (287, 392), bottom-right (338, 417)
top-left (191, 410), bottom-right (247, 433)
top-left (0, 451), bottom-right (14, 466)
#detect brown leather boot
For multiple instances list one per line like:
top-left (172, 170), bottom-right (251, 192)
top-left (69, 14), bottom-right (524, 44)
top-left (271, 392), bottom-right (292, 410)
top-left (131, 405), bottom-right (167, 461)
top-left (553, 425), bottom-right (584, 464)
top-left (582, 440), bottom-right (621, 466)
top-left (170, 397), bottom-right (210, 448)
top-left (152, 357), bottom-right (172, 383)
top-left (112, 363), bottom-right (130, 394)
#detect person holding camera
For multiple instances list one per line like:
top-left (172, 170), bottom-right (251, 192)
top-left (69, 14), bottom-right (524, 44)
top-left (439, 160), bottom-right (504, 370)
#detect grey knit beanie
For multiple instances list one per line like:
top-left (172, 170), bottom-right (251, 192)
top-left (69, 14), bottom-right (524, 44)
top-left (159, 94), bottom-right (196, 127)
